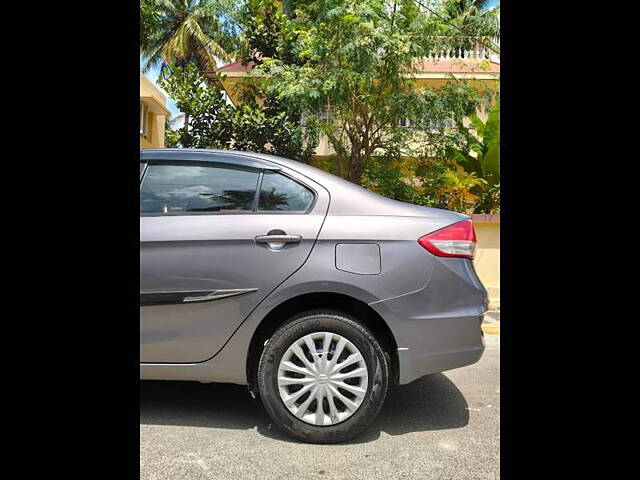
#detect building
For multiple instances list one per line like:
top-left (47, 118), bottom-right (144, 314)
top-left (140, 73), bottom-right (171, 149)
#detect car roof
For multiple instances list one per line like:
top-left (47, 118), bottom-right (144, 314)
top-left (140, 148), bottom-right (284, 171)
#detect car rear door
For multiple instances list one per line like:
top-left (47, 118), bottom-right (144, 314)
top-left (140, 151), bottom-right (329, 363)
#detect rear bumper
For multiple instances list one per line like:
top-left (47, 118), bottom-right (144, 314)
top-left (396, 315), bottom-right (485, 384)
top-left (370, 257), bottom-right (488, 385)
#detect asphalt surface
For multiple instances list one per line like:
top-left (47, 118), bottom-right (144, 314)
top-left (140, 335), bottom-right (500, 480)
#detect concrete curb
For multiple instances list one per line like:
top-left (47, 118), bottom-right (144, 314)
top-left (482, 323), bottom-right (500, 336)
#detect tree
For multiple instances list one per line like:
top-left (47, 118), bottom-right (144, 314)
top-left (439, 0), bottom-right (500, 54)
top-left (140, 0), bottom-right (238, 77)
top-left (235, 0), bottom-right (301, 65)
top-left (158, 63), bottom-right (319, 163)
top-left (448, 101), bottom-right (499, 184)
top-left (164, 115), bottom-right (182, 147)
top-left (158, 63), bottom-right (231, 147)
top-left (438, 168), bottom-right (486, 212)
top-left (448, 100), bottom-right (500, 213)
top-left (259, 0), bottom-right (489, 185)
top-left (441, 0), bottom-right (500, 38)
top-left (140, 0), bottom-right (161, 51)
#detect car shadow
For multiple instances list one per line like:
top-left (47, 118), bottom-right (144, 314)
top-left (140, 373), bottom-right (469, 444)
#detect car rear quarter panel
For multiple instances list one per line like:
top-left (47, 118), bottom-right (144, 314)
top-left (370, 256), bottom-right (487, 384)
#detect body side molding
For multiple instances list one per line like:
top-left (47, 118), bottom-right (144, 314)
top-left (140, 288), bottom-right (258, 306)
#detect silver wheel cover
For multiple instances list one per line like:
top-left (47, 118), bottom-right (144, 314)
top-left (277, 331), bottom-right (369, 426)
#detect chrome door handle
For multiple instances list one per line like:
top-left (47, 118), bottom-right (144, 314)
top-left (254, 234), bottom-right (302, 250)
top-left (255, 235), bottom-right (302, 243)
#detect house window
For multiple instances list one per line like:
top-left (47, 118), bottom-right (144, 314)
top-left (140, 103), bottom-right (149, 138)
top-left (398, 118), bottom-right (411, 128)
top-left (420, 118), bottom-right (457, 131)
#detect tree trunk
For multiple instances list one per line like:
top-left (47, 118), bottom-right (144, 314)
top-left (182, 113), bottom-right (190, 147)
top-left (335, 155), bottom-right (346, 179)
top-left (348, 149), bottom-right (364, 185)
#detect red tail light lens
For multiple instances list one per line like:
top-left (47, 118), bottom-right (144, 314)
top-left (418, 219), bottom-right (477, 259)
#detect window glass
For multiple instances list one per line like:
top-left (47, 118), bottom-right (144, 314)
top-left (140, 162), bottom-right (260, 214)
top-left (258, 171), bottom-right (314, 212)
top-left (140, 163), bottom-right (146, 178)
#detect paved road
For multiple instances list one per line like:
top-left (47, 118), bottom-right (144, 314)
top-left (140, 336), bottom-right (499, 480)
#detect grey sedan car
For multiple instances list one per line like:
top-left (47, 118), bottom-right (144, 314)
top-left (140, 148), bottom-right (487, 443)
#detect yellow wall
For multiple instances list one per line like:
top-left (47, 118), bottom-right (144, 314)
top-left (473, 218), bottom-right (500, 309)
top-left (140, 73), bottom-right (169, 149)
top-left (139, 112), bottom-right (165, 149)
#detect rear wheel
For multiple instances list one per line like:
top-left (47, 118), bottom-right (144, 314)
top-left (257, 311), bottom-right (388, 443)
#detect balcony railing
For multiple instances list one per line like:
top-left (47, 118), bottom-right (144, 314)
top-left (427, 36), bottom-right (497, 60)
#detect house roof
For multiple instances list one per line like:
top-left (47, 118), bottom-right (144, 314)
top-left (216, 58), bottom-right (499, 75)
top-left (217, 60), bottom-right (258, 73)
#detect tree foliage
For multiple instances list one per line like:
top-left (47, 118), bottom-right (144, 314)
top-left (140, 0), bottom-right (239, 77)
top-left (440, 0), bottom-right (500, 41)
top-left (449, 101), bottom-right (500, 185)
top-left (448, 100), bottom-right (499, 212)
top-left (253, 0), bottom-right (492, 185)
top-left (362, 155), bottom-right (492, 213)
top-left (235, 0), bottom-right (302, 64)
top-left (159, 63), bottom-right (318, 163)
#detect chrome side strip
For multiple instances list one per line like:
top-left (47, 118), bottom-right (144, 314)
top-left (182, 288), bottom-right (259, 303)
top-left (140, 288), bottom-right (258, 306)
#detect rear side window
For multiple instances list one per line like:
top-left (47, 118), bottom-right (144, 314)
top-left (140, 162), bottom-right (260, 214)
top-left (258, 171), bottom-right (314, 212)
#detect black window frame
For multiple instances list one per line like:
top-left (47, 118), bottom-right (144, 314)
top-left (139, 159), bottom-right (317, 217)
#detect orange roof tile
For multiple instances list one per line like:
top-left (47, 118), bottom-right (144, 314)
top-left (217, 60), bottom-right (257, 73)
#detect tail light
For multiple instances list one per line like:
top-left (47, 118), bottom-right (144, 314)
top-left (418, 219), bottom-right (477, 259)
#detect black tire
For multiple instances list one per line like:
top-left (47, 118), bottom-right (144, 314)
top-left (257, 310), bottom-right (389, 443)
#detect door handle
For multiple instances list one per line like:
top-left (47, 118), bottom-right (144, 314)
top-left (255, 233), bottom-right (302, 250)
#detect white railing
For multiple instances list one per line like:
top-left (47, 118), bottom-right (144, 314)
top-left (427, 37), bottom-right (496, 60)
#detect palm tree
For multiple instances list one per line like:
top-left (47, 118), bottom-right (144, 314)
top-left (140, 0), bottom-right (235, 78)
